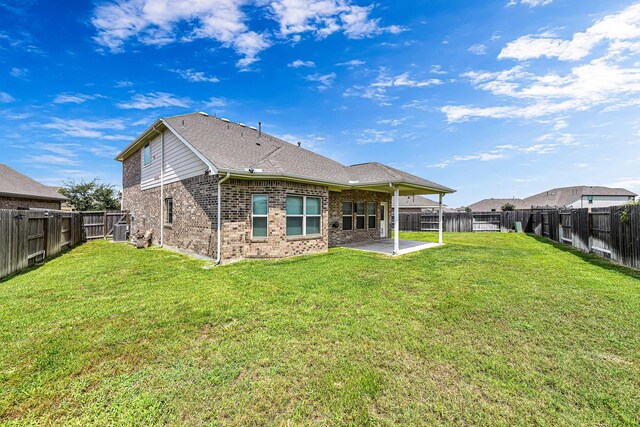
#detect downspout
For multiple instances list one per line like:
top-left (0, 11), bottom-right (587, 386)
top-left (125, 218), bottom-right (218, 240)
top-left (215, 173), bottom-right (231, 265)
top-left (389, 183), bottom-right (400, 255)
top-left (151, 126), bottom-right (164, 247)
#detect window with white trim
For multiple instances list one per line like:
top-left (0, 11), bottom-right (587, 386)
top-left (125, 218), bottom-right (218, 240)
top-left (165, 198), bottom-right (173, 225)
top-left (342, 202), bottom-right (353, 230)
top-left (252, 194), bottom-right (268, 238)
top-left (367, 202), bottom-right (376, 229)
top-left (143, 143), bottom-right (151, 165)
top-left (286, 195), bottom-right (322, 236)
top-left (355, 202), bottom-right (365, 230)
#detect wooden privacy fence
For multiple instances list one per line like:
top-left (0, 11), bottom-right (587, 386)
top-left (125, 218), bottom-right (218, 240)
top-left (0, 209), bottom-right (84, 279)
top-left (82, 211), bottom-right (129, 239)
top-left (397, 210), bottom-right (534, 233)
top-left (398, 205), bottom-right (640, 270)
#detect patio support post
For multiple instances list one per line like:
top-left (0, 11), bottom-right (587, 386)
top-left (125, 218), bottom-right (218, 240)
top-left (393, 186), bottom-right (400, 255)
top-left (438, 193), bottom-right (444, 244)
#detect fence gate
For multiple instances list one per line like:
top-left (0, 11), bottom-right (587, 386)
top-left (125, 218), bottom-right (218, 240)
top-left (82, 211), bottom-right (129, 240)
top-left (472, 213), bottom-right (501, 232)
top-left (559, 210), bottom-right (572, 244)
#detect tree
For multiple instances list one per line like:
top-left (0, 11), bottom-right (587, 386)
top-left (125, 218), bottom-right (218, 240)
top-left (501, 203), bottom-right (516, 211)
top-left (59, 179), bottom-right (121, 211)
top-left (464, 207), bottom-right (472, 213)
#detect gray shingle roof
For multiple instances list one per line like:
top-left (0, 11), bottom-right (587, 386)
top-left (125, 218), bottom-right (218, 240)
top-left (152, 113), bottom-right (454, 193)
top-left (393, 195), bottom-right (440, 208)
top-left (0, 164), bottom-right (67, 201)
top-left (466, 198), bottom-right (524, 212)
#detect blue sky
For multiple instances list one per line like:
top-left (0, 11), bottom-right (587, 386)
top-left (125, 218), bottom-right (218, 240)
top-left (2, 0), bottom-right (640, 207)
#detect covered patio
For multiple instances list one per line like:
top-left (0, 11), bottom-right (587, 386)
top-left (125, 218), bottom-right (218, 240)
top-left (340, 238), bottom-right (443, 256)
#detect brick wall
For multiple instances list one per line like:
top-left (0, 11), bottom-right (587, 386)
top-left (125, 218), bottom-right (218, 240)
top-left (122, 148), bottom-right (219, 258)
top-left (328, 190), bottom-right (392, 246)
top-left (0, 197), bottom-right (61, 210)
top-left (220, 179), bottom-right (329, 261)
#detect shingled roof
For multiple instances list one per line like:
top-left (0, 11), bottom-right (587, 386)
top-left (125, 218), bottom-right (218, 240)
top-left (466, 198), bottom-right (524, 212)
top-left (394, 195), bottom-right (440, 208)
top-left (0, 164), bottom-right (67, 201)
top-left (117, 112), bottom-right (454, 194)
top-left (523, 186), bottom-right (637, 208)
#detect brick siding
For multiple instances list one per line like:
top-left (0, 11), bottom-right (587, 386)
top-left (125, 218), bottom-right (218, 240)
top-left (0, 197), bottom-right (61, 210)
top-left (328, 190), bottom-right (392, 247)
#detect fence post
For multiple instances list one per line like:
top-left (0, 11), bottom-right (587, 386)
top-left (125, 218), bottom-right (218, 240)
top-left (103, 211), bottom-right (107, 239)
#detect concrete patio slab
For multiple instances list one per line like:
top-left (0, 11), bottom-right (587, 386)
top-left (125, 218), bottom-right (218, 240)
top-left (339, 239), bottom-right (443, 256)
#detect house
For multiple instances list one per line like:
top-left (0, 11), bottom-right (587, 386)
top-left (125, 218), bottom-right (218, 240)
top-left (0, 164), bottom-right (67, 210)
top-left (465, 198), bottom-right (524, 212)
top-left (523, 186), bottom-right (636, 209)
top-left (392, 195), bottom-right (445, 213)
top-left (116, 112), bottom-right (455, 263)
top-left (464, 186), bottom-right (637, 212)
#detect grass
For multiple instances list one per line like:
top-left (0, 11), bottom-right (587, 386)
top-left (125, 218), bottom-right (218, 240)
top-left (1, 232), bottom-right (639, 426)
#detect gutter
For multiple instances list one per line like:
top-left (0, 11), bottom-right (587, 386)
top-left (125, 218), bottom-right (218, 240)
top-left (215, 173), bottom-right (231, 265)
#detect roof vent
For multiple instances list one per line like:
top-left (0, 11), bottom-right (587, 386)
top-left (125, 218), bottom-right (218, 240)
top-left (297, 141), bottom-right (302, 147)
top-left (249, 126), bottom-right (258, 131)
top-left (198, 111), bottom-right (208, 116)
top-left (220, 118), bottom-right (230, 122)
top-left (239, 123), bottom-right (246, 127)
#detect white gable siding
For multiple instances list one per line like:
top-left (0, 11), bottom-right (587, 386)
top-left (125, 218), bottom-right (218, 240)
top-left (140, 129), bottom-right (208, 191)
top-left (566, 195), bottom-right (634, 209)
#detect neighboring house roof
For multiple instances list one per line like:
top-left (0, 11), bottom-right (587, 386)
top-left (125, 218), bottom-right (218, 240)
top-left (116, 112), bottom-right (455, 194)
top-left (393, 195), bottom-right (441, 208)
top-left (0, 164), bottom-right (67, 201)
top-left (523, 186), bottom-right (637, 208)
top-left (466, 198), bottom-right (524, 212)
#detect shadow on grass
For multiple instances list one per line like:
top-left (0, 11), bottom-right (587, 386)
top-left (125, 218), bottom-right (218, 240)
top-left (0, 241), bottom-right (86, 284)
top-left (528, 234), bottom-right (640, 281)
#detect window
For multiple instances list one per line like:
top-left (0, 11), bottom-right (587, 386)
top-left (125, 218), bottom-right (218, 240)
top-left (588, 195), bottom-right (593, 204)
top-left (342, 202), bottom-right (353, 230)
top-left (355, 202), bottom-right (365, 230)
top-left (252, 194), bottom-right (268, 238)
top-left (286, 195), bottom-right (322, 237)
top-left (143, 143), bottom-right (151, 165)
top-left (368, 202), bottom-right (376, 229)
top-left (165, 198), bottom-right (173, 225)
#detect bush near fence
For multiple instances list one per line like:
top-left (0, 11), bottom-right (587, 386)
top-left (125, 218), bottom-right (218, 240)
top-left (397, 205), bottom-right (640, 270)
top-left (0, 209), bottom-right (84, 279)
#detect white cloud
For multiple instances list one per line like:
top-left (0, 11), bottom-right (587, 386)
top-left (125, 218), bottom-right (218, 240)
top-left (356, 128), bottom-right (395, 144)
top-left (288, 59), bottom-right (316, 68)
top-left (430, 65), bottom-right (447, 75)
top-left (115, 80), bottom-right (133, 88)
top-left (337, 59), bottom-right (365, 67)
top-left (430, 150), bottom-right (508, 168)
top-left (306, 72), bottom-right (336, 90)
top-left (574, 162), bottom-right (589, 168)
top-left (53, 93), bottom-right (103, 104)
top-left (372, 71), bottom-right (442, 88)
top-left (468, 43), bottom-right (487, 55)
top-left (26, 155), bottom-right (80, 166)
top-left (91, 0), bottom-right (398, 68)
top-left (0, 92), bottom-right (15, 103)
top-left (171, 68), bottom-right (220, 82)
top-left (42, 118), bottom-right (132, 141)
top-left (507, 0), bottom-right (553, 7)
top-left (205, 97), bottom-right (227, 107)
top-left (499, 3), bottom-right (640, 61)
top-left (117, 92), bottom-right (190, 109)
top-left (376, 117), bottom-right (409, 126)
top-left (10, 67), bottom-right (28, 78)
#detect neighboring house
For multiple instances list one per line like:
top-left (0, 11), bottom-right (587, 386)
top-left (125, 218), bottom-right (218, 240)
top-left (0, 164), bottom-right (67, 210)
top-left (464, 186), bottom-right (637, 212)
top-left (116, 112), bottom-right (455, 263)
top-left (392, 195), bottom-right (451, 213)
top-left (49, 187), bottom-right (74, 211)
top-left (524, 186), bottom-right (636, 209)
top-left (464, 198), bottom-right (524, 212)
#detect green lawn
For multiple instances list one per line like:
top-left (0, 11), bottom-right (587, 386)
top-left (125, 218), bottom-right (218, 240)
top-left (1, 233), bottom-right (639, 426)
